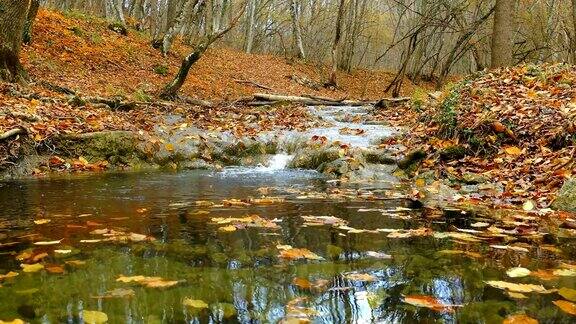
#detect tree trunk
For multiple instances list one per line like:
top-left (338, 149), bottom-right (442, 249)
top-left (22, 0), bottom-right (39, 45)
top-left (244, 0), bottom-right (256, 53)
top-left (289, 0), bottom-right (305, 59)
top-left (327, 0), bottom-right (346, 87)
top-left (572, 0), bottom-right (576, 62)
top-left (0, 0), bottom-right (31, 83)
top-left (490, 0), bottom-right (516, 68)
top-left (161, 0), bottom-right (197, 55)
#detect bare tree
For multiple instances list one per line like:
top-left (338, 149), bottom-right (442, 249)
top-left (289, 0), bottom-right (305, 59)
top-left (327, 0), bottom-right (346, 88)
top-left (160, 2), bottom-right (246, 99)
top-left (491, 0), bottom-right (517, 68)
top-left (23, 0), bottom-right (40, 44)
top-left (0, 0), bottom-right (32, 83)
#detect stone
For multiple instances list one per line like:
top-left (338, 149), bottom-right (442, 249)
top-left (553, 178), bottom-right (576, 212)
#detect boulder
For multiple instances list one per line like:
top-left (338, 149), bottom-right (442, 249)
top-left (553, 178), bottom-right (576, 212)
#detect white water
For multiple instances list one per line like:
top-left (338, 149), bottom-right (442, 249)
top-left (257, 153), bottom-right (293, 172)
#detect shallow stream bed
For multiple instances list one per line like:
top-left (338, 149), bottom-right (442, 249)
top-left (0, 169), bottom-right (575, 323)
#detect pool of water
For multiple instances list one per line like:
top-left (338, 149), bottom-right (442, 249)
top-left (0, 170), bottom-right (575, 323)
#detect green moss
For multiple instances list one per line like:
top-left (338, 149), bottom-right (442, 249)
top-left (153, 64), bottom-right (169, 76)
top-left (56, 131), bottom-right (144, 165)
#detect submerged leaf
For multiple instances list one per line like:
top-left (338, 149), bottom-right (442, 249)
top-left (559, 287), bottom-right (576, 302)
top-left (507, 267), bottom-right (531, 278)
top-left (553, 300), bottom-right (576, 316)
top-left (485, 281), bottom-right (546, 293)
top-left (183, 298), bottom-right (209, 309)
top-left (20, 263), bottom-right (44, 273)
top-left (503, 314), bottom-right (538, 324)
top-left (82, 310), bottom-right (108, 324)
top-left (403, 295), bottom-right (455, 313)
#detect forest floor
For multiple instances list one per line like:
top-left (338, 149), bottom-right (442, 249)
top-left (1, 9), bottom-right (575, 216)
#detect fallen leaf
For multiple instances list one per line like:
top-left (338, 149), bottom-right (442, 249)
top-left (82, 310), bottom-right (108, 323)
top-left (218, 225), bottom-right (237, 232)
top-left (485, 281), bottom-right (546, 293)
top-left (0, 272), bottom-right (19, 280)
top-left (183, 298), bottom-right (209, 308)
top-left (344, 273), bottom-right (377, 282)
top-left (293, 277), bottom-right (312, 289)
top-left (278, 247), bottom-right (323, 261)
top-left (45, 265), bottom-right (65, 274)
top-left (503, 314), bottom-right (539, 324)
top-left (403, 295), bottom-right (455, 313)
top-left (504, 146), bottom-right (522, 156)
top-left (553, 269), bottom-right (576, 277)
top-left (0, 319), bottom-right (25, 324)
top-left (507, 267), bottom-right (531, 278)
top-left (553, 300), bottom-right (576, 316)
top-left (34, 219), bottom-right (51, 225)
top-left (559, 287), bottom-right (576, 302)
top-left (92, 288), bottom-right (135, 299)
top-left (33, 239), bottom-right (62, 246)
top-left (20, 263), bottom-right (44, 273)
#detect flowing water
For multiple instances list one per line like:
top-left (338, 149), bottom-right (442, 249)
top-left (0, 107), bottom-right (575, 323)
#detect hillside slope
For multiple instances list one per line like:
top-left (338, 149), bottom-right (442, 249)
top-left (22, 9), bottom-right (417, 102)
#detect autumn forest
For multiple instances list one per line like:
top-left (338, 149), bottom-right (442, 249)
top-left (1, 0), bottom-right (576, 323)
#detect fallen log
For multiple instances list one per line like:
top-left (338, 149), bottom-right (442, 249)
top-left (252, 93), bottom-right (405, 107)
top-left (0, 128), bottom-right (27, 141)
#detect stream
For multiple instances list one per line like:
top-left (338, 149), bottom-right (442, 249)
top-left (0, 106), bottom-right (575, 323)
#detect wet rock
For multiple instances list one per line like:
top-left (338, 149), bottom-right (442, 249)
top-left (363, 148), bottom-right (397, 165)
top-left (397, 149), bottom-right (426, 170)
top-left (461, 172), bottom-right (487, 184)
top-left (552, 178), bottom-right (576, 212)
top-left (289, 146), bottom-right (341, 170)
top-left (439, 146), bottom-right (466, 161)
top-left (179, 159), bottom-right (214, 170)
top-left (319, 157), bottom-right (364, 177)
top-left (57, 131), bottom-right (145, 165)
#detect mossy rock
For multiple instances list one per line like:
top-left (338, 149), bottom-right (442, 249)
top-left (397, 149), bottom-right (426, 170)
top-left (552, 178), bottom-right (576, 212)
top-left (56, 131), bottom-right (144, 165)
top-left (289, 146), bottom-right (341, 170)
top-left (363, 149), bottom-right (397, 165)
top-left (439, 146), bottom-right (466, 161)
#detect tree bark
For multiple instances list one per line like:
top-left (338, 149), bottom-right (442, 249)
top-left (490, 0), bottom-right (516, 68)
top-left (22, 0), bottom-right (39, 44)
top-left (327, 0), bottom-right (346, 87)
top-left (572, 0), bottom-right (576, 62)
top-left (0, 0), bottom-right (31, 83)
top-left (289, 0), bottom-right (305, 59)
top-left (244, 0), bottom-right (256, 53)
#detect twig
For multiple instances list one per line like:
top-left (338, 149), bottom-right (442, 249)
top-left (0, 127), bottom-right (27, 141)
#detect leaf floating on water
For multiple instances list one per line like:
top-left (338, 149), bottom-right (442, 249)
top-left (503, 314), bottom-right (539, 324)
top-left (34, 219), bottom-right (51, 225)
top-left (485, 281), bottom-right (546, 293)
top-left (20, 263), bottom-right (44, 273)
top-left (82, 310), bottom-right (108, 324)
top-left (249, 197), bottom-right (285, 205)
top-left (506, 292), bottom-right (528, 299)
top-left (553, 300), bottom-right (576, 316)
top-left (507, 267), bottom-right (531, 278)
top-left (278, 247), bottom-right (323, 261)
top-left (403, 295), bottom-right (456, 313)
top-left (490, 245), bottom-right (530, 253)
top-left (559, 288), bottom-right (576, 302)
top-left (45, 265), bottom-right (65, 274)
top-left (33, 239), bottom-right (62, 246)
top-left (92, 288), bottom-right (135, 299)
top-left (365, 251), bottom-right (392, 259)
top-left (116, 275), bottom-right (181, 289)
top-left (80, 239), bottom-right (102, 243)
top-left (530, 269), bottom-right (557, 281)
top-left (470, 222), bottom-right (490, 228)
top-left (344, 273), bottom-right (377, 282)
top-left (0, 272), bottom-right (18, 280)
top-left (183, 298), bottom-right (209, 308)
top-left (218, 225), bottom-right (237, 232)
top-left (65, 260), bottom-right (86, 267)
top-left (553, 269), bottom-right (576, 277)
top-left (0, 319), bottom-right (25, 324)
top-left (54, 249), bottom-right (72, 254)
top-left (302, 215), bottom-right (348, 227)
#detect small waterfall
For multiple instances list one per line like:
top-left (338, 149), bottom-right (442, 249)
top-left (258, 153), bottom-right (293, 171)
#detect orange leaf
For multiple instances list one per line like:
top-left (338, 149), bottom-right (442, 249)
top-left (553, 300), bottom-right (576, 316)
top-left (503, 314), bottom-right (539, 324)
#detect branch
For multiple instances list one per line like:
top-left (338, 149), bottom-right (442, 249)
top-left (0, 128), bottom-right (27, 141)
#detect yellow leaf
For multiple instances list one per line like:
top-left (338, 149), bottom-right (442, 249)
top-left (344, 273), bottom-right (377, 282)
top-left (0, 319), bottom-right (25, 324)
top-left (553, 300), bottom-right (576, 316)
top-left (0, 272), bottom-right (19, 280)
top-left (523, 200), bottom-right (535, 211)
top-left (34, 219), bottom-right (51, 225)
top-left (504, 146), bottom-right (522, 156)
top-left (82, 310), bottom-right (108, 324)
top-left (559, 287), bottom-right (576, 302)
top-left (485, 281), bottom-right (546, 293)
top-left (218, 225), bottom-right (237, 232)
top-left (553, 269), bottom-right (576, 277)
top-left (503, 314), bottom-right (539, 324)
top-left (403, 295), bottom-right (455, 313)
top-left (165, 143), bottom-right (175, 152)
top-left (183, 298), bottom-right (209, 308)
top-left (20, 263), bottom-right (44, 273)
top-left (506, 267), bottom-right (531, 278)
top-left (33, 239), bottom-right (62, 246)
